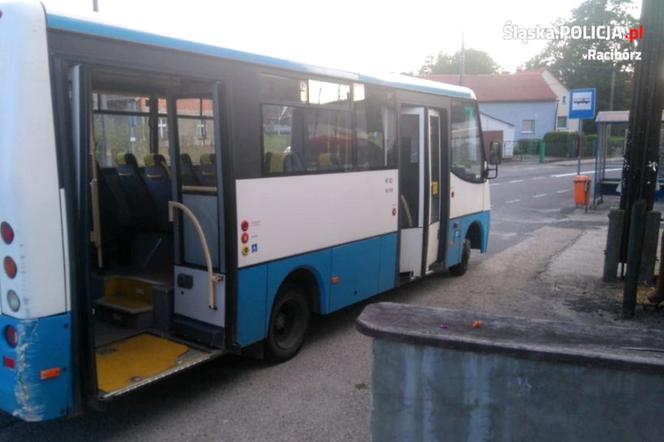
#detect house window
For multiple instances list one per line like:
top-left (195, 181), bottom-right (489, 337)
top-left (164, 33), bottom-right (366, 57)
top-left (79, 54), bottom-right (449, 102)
top-left (561, 96), bottom-right (567, 105)
top-left (557, 116), bottom-right (568, 129)
top-left (522, 119), bottom-right (535, 134)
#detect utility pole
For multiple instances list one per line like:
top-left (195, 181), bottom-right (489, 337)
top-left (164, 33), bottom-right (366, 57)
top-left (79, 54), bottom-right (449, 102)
top-left (609, 63), bottom-right (616, 112)
top-left (619, 0), bottom-right (664, 316)
top-left (93, 0), bottom-right (99, 12)
top-left (459, 32), bottom-right (465, 86)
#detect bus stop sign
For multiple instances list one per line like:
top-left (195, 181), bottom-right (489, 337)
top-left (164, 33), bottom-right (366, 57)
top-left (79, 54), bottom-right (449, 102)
top-left (569, 88), bottom-right (596, 120)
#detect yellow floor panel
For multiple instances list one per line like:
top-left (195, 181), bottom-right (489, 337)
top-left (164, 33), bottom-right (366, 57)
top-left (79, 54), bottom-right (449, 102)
top-left (96, 333), bottom-right (189, 394)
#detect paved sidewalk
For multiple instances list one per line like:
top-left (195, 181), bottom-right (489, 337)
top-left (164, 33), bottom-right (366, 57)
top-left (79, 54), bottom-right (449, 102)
top-left (539, 204), bottom-right (664, 329)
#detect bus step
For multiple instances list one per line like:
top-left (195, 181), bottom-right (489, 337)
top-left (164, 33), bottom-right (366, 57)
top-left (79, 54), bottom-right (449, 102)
top-left (95, 298), bottom-right (154, 329)
top-left (172, 315), bottom-right (225, 349)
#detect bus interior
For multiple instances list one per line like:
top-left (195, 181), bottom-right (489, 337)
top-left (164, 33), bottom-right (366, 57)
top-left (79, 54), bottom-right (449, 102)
top-left (84, 68), bottom-right (225, 399)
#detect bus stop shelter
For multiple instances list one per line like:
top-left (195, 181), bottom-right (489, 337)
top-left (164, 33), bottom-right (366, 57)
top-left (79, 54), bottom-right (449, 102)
top-left (594, 110), bottom-right (664, 206)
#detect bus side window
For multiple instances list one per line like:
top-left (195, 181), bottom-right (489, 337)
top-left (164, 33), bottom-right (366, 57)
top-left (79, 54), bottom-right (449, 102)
top-left (93, 94), bottom-right (151, 167)
top-left (354, 87), bottom-right (397, 170)
top-left (176, 97), bottom-right (216, 185)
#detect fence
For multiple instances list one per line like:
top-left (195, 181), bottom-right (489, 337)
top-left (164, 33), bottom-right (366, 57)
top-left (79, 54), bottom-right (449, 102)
top-left (507, 135), bottom-right (624, 163)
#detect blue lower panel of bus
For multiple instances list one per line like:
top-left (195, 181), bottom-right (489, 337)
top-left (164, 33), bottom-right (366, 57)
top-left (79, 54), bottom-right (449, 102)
top-left (236, 233), bottom-right (398, 347)
top-left (0, 312), bottom-right (71, 421)
top-left (446, 211), bottom-right (491, 267)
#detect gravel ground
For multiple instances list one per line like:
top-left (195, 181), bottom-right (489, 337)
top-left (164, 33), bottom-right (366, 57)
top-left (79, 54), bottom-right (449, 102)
top-left (8, 221), bottom-right (659, 442)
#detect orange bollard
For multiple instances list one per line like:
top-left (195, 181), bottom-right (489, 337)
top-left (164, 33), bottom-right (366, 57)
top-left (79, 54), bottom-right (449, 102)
top-left (573, 175), bottom-right (591, 207)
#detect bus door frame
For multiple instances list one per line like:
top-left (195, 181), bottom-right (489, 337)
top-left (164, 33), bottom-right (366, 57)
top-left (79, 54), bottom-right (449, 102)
top-left (167, 83), bottom-right (228, 340)
top-left (398, 106), bottom-right (425, 278)
top-left (425, 108), bottom-right (442, 271)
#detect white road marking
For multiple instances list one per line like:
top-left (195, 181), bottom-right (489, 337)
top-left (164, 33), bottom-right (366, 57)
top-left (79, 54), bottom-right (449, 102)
top-left (491, 182), bottom-right (501, 186)
top-left (551, 167), bottom-right (621, 178)
top-left (493, 232), bottom-right (518, 238)
top-left (532, 176), bottom-right (546, 180)
top-left (509, 179), bottom-right (524, 183)
top-left (533, 193), bottom-right (547, 198)
top-left (556, 189), bottom-right (570, 194)
top-left (506, 199), bottom-right (521, 204)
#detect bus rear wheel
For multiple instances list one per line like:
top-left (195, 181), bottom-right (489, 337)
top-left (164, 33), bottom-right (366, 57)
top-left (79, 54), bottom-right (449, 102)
top-left (265, 286), bottom-right (310, 362)
top-left (449, 239), bottom-right (471, 276)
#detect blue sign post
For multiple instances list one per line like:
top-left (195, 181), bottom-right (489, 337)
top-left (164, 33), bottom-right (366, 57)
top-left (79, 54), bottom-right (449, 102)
top-left (568, 88), bottom-right (597, 176)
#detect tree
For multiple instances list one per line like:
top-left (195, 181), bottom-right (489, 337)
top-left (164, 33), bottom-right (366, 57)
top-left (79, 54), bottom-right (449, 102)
top-left (524, 0), bottom-right (639, 118)
top-left (419, 49), bottom-right (501, 76)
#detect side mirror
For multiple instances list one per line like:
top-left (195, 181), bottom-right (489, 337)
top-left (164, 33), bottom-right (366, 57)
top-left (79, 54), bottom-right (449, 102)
top-left (489, 141), bottom-right (502, 165)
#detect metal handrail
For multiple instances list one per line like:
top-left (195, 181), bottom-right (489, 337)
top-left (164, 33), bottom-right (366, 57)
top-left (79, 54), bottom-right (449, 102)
top-left (168, 201), bottom-right (222, 310)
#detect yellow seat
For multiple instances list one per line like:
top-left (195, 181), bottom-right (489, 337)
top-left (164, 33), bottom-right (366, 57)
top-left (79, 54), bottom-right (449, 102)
top-left (318, 153), bottom-right (334, 168)
top-left (267, 152), bottom-right (284, 173)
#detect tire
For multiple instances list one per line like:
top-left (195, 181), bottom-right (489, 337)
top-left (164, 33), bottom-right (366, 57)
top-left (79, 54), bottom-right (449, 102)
top-left (265, 285), bottom-right (310, 362)
top-left (449, 239), bottom-right (471, 276)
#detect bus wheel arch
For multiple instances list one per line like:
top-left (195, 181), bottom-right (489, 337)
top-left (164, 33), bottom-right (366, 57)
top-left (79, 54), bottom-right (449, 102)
top-left (466, 221), bottom-right (483, 250)
top-left (265, 268), bottom-right (320, 362)
top-left (278, 267), bottom-right (321, 313)
top-left (450, 221), bottom-right (482, 276)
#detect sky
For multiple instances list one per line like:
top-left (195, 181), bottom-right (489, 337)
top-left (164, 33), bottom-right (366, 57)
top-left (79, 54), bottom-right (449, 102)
top-left (42, 0), bottom-right (641, 75)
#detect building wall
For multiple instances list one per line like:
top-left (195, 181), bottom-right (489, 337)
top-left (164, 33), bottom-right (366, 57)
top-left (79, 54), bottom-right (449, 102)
top-left (479, 101), bottom-right (557, 141)
top-left (541, 70), bottom-right (579, 133)
top-left (480, 114), bottom-right (515, 158)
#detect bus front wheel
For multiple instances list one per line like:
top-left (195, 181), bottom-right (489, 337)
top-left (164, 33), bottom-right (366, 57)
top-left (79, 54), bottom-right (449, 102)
top-left (265, 285), bottom-right (310, 362)
top-left (449, 239), bottom-right (471, 276)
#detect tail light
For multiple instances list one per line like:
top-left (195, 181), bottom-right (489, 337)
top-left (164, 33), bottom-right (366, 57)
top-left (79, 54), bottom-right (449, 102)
top-left (1, 222), bottom-right (13, 244)
top-left (3, 257), bottom-right (16, 279)
top-left (4, 325), bottom-right (17, 348)
top-left (6, 290), bottom-right (19, 312)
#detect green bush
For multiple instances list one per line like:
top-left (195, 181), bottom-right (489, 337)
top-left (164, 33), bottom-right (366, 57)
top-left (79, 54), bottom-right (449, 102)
top-left (543, 131), bottom-right (577, 158)
top-left (582, 136), bottom-right (596, 157)
top-left (517, 138), bottom-right (541, 155)
top-left (541, 131), bottom-right (606, 158)
top-left (608, 136), bottom-right (625, 156)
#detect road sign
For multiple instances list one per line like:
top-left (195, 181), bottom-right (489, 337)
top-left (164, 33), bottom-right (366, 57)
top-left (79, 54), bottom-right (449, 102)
top-left (569, 88), bottom-right (596, 120)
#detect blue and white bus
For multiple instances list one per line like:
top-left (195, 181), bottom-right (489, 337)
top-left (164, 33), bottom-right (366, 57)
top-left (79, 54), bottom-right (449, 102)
top-left (0, 1), bottom-right (497, 421)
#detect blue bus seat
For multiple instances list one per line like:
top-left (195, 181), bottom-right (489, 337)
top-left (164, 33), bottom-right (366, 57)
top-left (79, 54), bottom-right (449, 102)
top-left (197, 153), bottom-right (217, 186)
top-left (143, 153), bottom-right (172, 232)
top-left (283, 152), bottom-right (304, 172)
top-left (180, 153), bottom-right (199, 186)
top-left (115, 152), bottom-right (156, 232)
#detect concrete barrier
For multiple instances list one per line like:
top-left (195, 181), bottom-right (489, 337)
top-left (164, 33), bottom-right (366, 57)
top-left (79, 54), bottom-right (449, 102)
top-left (357, 302), bottom-right (664, 442)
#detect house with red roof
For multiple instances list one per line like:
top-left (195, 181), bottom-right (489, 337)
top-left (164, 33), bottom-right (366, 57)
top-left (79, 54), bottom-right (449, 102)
top-left (423, 70), bottom-right (577, 146)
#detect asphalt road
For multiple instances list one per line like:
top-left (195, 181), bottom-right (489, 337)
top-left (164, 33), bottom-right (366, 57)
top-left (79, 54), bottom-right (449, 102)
top-left (488, 159), bottom-right (622, 255)
top-left (1, 159), bottom-right (622, 441)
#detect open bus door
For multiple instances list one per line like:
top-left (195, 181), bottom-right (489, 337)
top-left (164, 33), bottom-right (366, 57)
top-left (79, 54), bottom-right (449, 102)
top-left (167, 83), bottom-right (228, 348)
top-left (71, 67), bottom-right (228, 401)
top-left (398, 106), bottom-right (448, 278)
top-left (398, 107), bottom-right (425, 278)
top-left (425, 109), bottom-right (443, 271)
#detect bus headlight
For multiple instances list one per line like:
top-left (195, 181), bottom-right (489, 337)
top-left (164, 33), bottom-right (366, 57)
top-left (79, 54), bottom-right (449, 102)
top-left (7, 290), bottom-right (19, 312)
